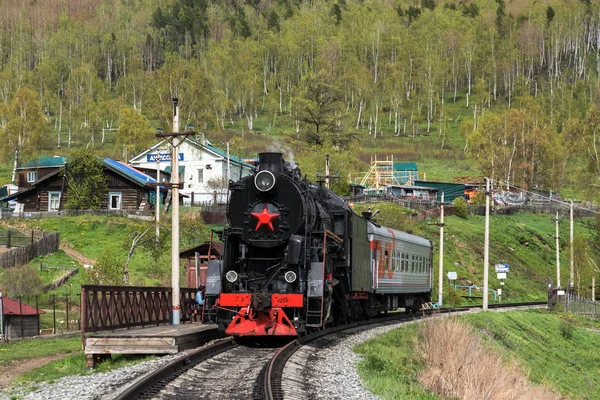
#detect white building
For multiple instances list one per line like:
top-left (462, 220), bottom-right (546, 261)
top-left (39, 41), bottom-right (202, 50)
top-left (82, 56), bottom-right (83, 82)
top-left (129, 137), bottom-right (254, 205)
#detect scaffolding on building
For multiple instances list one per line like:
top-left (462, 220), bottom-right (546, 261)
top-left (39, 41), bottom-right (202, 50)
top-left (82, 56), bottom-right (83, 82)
top-left (356, 155), bottom-right (421, 189)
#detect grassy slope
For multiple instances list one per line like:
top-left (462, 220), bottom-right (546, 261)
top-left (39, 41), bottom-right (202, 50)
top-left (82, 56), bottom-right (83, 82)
top-left (355, 310), bottom-right (600, 399)
top-left (2, 215), bottom-right (162, 286)
top-left (418, 212), bottom-right (593, 302)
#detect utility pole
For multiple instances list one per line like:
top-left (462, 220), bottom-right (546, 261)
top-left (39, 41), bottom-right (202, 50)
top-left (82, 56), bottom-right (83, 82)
top-left (226, 141), bottom-right (231, 185)
top-left (156, 153), bottom-right (161, 242)
top-left (437, 190), bottom-right (445, 306)
top-left (570, 201), bottom-right (574, 289)
top-left (316, 155), bottom-right (339, 188)
top-left (556, 210), bottom-right (561, 288)
top-left (325, 155), bottom-right (330, 189)
top-left (0, 292), bottom-right (3, 341)
top-left (155, 98), bottom-right (193, 325)
top-left (483, 177), bottom-right (490, 310)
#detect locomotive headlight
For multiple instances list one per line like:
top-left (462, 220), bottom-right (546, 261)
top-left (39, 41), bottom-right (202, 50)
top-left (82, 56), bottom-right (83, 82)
top-left (254, 170), bottom-right (276, 192)
top-left (284, 270), bottom-right (297, 283)
top-left (226, 270), bottom-right (238, 283)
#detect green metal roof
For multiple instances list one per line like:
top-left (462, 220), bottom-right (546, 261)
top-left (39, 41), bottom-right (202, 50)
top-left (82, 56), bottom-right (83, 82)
top-left (164, 166), bottom-right (185, 173)
top-left (19, 156), bottom-right (67, 169)
top-left (414, 181), bottom-right (465, 202)
top-left (393, 162), bottom-right (417, 171)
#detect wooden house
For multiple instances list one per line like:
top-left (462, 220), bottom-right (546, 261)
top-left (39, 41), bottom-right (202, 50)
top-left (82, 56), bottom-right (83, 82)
top-left (0, 158), bottom-right (164, 212)
top-left (1, 295), bottom-right (44, 340)
top-left (15, 156), bottom-right (67, 190)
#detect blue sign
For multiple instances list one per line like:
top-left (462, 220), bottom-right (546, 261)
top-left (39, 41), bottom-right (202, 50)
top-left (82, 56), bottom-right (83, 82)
top-left (494, 264), bottom-right (509, 273)
top-left (147, 153), bottom-right (184, 162)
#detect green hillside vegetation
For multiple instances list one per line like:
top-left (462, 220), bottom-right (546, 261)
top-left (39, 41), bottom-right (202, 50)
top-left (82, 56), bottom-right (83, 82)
top-left (355, 310), bottom-right (600, 399)
top-left (0, 0), bottom-right (596, 201)
top-left (0, 212), bottom-right (211, 297)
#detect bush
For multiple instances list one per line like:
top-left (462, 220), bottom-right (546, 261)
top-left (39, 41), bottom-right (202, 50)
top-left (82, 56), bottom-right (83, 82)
top-left (559, 320), bottom-right (574, 340)
top-left (0, 264), bottom-right (44, 297)
top-left (88, 247), bottom-right (124, 285)
top-left (444, 286), bottom-right (463, 306)
top-left (453, 196), bottom-right (468, 219)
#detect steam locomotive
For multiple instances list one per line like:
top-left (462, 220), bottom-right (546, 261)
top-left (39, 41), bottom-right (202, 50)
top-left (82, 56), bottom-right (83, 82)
top-left (206, 152), bottom-right (432, 337)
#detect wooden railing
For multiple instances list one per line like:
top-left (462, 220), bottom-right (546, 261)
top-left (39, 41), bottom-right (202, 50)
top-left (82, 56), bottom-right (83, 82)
top-left (80, 285), bottom-right (197, 343)
top-left (565, 293), bottom-right (600, 318)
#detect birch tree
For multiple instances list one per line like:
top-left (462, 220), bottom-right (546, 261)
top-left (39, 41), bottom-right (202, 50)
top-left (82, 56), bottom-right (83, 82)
top-left (0, 88), bottom-right (45, 183)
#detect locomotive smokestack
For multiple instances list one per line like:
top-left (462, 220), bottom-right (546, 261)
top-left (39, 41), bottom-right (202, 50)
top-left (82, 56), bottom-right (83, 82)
top-left (258, 152), bottom-right (284, 173)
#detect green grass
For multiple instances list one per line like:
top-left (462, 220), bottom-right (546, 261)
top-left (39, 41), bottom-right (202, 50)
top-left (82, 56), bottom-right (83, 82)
top-left (30, 250), bottom-right (80, 286)
top-left (355, 310), bottom-right (600, 399)
top-left (14, 353), bottom-right (157, 385)
top-left (417, 212), bottom-right (596, 303)
top-left (461, 310), bottom-right (600, 398)
top-left (0, 336), bottom-right (157, 392)
top-left (0, 337), bottom-right (81, 367)
top-left (354, 324), bottom-right (439, 399)
top-left (6, 215), bottom-right (162, 286)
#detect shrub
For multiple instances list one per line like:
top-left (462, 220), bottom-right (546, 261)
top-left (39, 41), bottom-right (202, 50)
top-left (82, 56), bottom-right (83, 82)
top-left (453, 196), bottom-right (469, 219)
top-left (444, 286), bottom-right (463, 306)
top-left (88, 247), bottom-right (124, 285)
top-left (559, 320), bottom-right (574, 340)
top-left (0, 264), bottom-right (44, 297)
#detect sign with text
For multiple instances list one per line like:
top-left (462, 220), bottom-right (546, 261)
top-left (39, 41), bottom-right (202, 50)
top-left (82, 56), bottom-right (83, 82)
top-left (497, 272), bottom-right (507, 280)
top-left (147, 153), bottom-right (184, 162)
top-left (447, 271), bottom-right (457, 280)
top-left (494, 264), bottom-right (509, 273)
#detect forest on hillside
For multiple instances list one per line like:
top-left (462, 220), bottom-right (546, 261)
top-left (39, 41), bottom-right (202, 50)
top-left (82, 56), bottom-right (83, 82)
top-left (0, 0), bottom-right (598, 199)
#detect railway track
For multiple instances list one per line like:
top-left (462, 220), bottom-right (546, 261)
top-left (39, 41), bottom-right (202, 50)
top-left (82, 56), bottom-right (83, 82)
top-left (115, 302), bottom-right (545, 400)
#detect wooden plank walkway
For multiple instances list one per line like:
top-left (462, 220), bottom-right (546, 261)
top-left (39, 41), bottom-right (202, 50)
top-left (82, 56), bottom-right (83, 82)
top-left (84, 322), bottom-right (219, 368)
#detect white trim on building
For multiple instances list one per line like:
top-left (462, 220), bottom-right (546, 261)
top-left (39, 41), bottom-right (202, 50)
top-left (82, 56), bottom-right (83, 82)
top-left (129, 138), bottom-right (254, 205)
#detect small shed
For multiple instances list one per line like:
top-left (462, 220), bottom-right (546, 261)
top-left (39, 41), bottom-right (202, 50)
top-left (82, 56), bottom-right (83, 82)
top-left (414, 181), bottom-right (466, 202)
top-left (1, 296), bottom-right (44, 340)
top-left (180, 243), bottom-right (224, 288)
top-left (385, 184), bottom-right (438, 200)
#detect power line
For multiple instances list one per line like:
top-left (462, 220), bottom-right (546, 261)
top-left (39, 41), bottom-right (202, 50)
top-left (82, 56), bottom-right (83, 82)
top-left (489, 178), bottom-right (600, 215)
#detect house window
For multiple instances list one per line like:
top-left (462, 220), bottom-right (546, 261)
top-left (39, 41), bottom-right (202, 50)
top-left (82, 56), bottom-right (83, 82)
top-left (197, 169), bottom-right (204, 183)
top-left (48, 192), bottom-right (61, 212)
top-left (27, 171), bottom-right (37, 182)
top-left (109, 192), bottom-right (122, 210)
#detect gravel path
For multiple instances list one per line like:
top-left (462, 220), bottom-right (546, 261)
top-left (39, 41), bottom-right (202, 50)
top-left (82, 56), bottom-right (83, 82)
top-left (0, 349), bottom-right (198, 400)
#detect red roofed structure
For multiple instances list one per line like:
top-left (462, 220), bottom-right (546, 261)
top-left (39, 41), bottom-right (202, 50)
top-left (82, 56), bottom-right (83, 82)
top-left (1, 295), bottom-right (44, 340)
top-left (2, 296), bottom-right (44, 315)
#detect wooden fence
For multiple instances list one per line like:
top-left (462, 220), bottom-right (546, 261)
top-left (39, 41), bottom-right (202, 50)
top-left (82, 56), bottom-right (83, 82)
top-left (80, 285), bottom-right (197, 343)
top-left (565, 293), bottom-right (600, 319)
top-left (0, 231), bottom-right (60, 269)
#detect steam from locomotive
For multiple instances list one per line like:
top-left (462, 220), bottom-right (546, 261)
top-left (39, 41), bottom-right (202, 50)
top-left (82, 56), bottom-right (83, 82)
top-left (209, 152), bottom-right (433, 337)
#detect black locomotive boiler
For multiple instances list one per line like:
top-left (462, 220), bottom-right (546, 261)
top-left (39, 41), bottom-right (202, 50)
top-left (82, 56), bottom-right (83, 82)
top-left (209, 152), bottom-right (433, 337)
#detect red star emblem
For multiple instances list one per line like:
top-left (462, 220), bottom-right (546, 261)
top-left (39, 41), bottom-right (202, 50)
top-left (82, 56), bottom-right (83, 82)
top-left (250, 204), bottom-right (280, 231)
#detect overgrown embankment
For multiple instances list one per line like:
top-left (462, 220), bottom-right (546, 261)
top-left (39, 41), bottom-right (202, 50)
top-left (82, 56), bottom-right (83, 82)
top-left (355, 310), bottom-right (600, 399)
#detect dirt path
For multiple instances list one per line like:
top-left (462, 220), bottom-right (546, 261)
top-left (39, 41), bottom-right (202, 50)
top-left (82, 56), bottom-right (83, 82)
top-left (0, 354), bottom-right (72, 389)
top-left (60, 245), bottom-right (95, 266)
